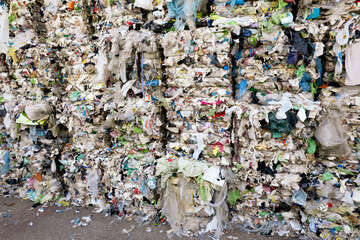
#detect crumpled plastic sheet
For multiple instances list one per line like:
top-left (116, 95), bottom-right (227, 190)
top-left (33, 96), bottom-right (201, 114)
top-left (1, 0), bottom-right (360, 239)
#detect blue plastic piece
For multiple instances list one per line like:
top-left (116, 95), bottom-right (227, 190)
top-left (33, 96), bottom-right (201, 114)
top-left (306, 8), bottom-right (320, 20)
top-left (1, 151), bottom-right (10, 175)
top-left (243, 29), bottom-right (252, 37)
top-left (145, 79), bottom-right (160, 86)
top-left (236, 80), bottom-right (248, 99)
top-left (140, 181), bottom-right (147, 195)
top-left (315, 58), bottom-right (322, 87)
top-left (226, 0), bottom-right (245, 5)
top-left (300, 72), bottom-right (312, 92)
top-left (287, 47), bottom-right (299, 65)
top-left (168, 0), bottom-right (201, 29)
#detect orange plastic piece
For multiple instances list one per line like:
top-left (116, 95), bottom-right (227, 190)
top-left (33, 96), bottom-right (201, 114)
top-left (69, 1), bottom-right (74, 11)
top-left (36, 172), bottom-right (41, 182)
top-left (318, 84), bottom-right (328, 88)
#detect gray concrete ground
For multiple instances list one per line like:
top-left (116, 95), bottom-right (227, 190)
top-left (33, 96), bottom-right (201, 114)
top-left (0, 196), bottom-right (299, 240)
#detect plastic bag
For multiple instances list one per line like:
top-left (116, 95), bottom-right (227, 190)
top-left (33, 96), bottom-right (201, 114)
top-left (292, 189), bottom-right (307, 206)
top-left (334, 86), bottom-right (360, 109)
top-left (49, 179), bottom-right (62, 192)
top-left (228, 189), bottom-right (241, 205)
top-left (160, 178), bottom-right (188, 236)
top-left (235, 80), bottom-right (247, 100)
top-left (307, 138), bottom-right (316, 154)
top-left (25, 102), bottom-right (52, 121)
top-left (117, 104), bottom-right (135, 121)
top-left (113, 80), bottom-right (136, 106)
top-left (267, 111), bottom-right (297, 135)
top-left (167, 0), bottom-right (201, 30)
top-left (93, 49), bottom-right (110, 89)
top-left (0, 8), bottom-right (9, 53)
top-left (345, 42), bottom-right (360, 86)
top-left (205, 182), bottom-right (228, 239)
top-left (333, 43), bottom-right (343, 76)
top-left (315, 110), bottom-right (350, 157)
top-left (336, 22), bottom-right (350, 46)
top-left (86, 169), bottom-right (99, 195)
top-left (47, 0), bottom-right (59, 13)
top-left (134, 0), bottom-right (154, 10)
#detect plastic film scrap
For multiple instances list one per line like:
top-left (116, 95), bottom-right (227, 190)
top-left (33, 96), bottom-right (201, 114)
top-left (1, 0), bottom-right (360, 239)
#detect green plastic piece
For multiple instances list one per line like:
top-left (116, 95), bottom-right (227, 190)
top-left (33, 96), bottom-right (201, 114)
top-left (200, 186), bottom-right (207, 201)
top-left (133, 127), bottom-right (142, 133)
top-left (277, 0), bottom-right (288, 10)
top-left (259, 211), bottom-right (268, 217)
top-left (8, 14), bottom-right (15, 24)
top-left (335, 226), bottom-right (342, 231)
top-left (267, 112), bottom-right (297, 135)
top-left (228, 189), bottom-right (241, 205)
top-left (338, 168), bottom-right (354, 175)
top-left (249, 36), bottom-right (257, 45)
top-left (321, 172), bottom-right (334, 180)
top-left (272, 131), bottom-right (282, 138)
top-left (297, 65), bottom-right (306, 79)
top-left (70, 91), bottom-right (81, 101)
top-left (307, 138), bottom-right (316, 154)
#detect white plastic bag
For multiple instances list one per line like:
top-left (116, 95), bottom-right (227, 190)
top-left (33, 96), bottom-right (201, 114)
top-left (134, 0), bottom-right (154, 10)
top-left (315, 110), bottom-right (350, 157)
top-left (0, 8), bottom-right (9, 53)
top-left (25, 102), bottom-right (52, 121)
top-left (345, 41), bottom-right (360, 86)
top-left (93, 49), bottom-right (110, 89)
top-left (336, 21), bottom-right (350, 46)
top-left (47, 0), bottom-right (59, 13)
top-left (86, 169), bottom-right (99, 195)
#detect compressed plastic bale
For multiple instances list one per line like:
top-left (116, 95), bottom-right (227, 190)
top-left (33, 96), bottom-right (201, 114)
top-left (156, 161), bottom-right (229, 237)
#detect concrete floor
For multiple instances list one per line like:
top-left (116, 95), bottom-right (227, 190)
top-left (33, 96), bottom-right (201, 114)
top-left (0, 196), bottom-right (299, 240)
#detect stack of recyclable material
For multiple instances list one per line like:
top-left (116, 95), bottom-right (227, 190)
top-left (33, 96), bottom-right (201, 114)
top-left (1, 82), bottom-right (66, 203)
top-left (33, 0), bottom-right (101, 206)
top-left (91, 29), bottom-right (165, 216)
top-left (310, 3), bottom-right (360, 238)
top-left (231, 0), bottom-right (305, 236)
top-left (230, 0), bottom-right (360, 239)
top-left (233, 0), bottom-right (299, 102)
top-left (39, 0), bottom-right (145, 212)
top-left (0, 0), bottom-right (67, 203)
top-left (154, 28), bottom-right (234, 238)
top-left (230, 96), bottom-right (322, 237)
top-left (162, 28), bottom-right (233, 165)
top-left (2, 0), bottom-right (360, 238)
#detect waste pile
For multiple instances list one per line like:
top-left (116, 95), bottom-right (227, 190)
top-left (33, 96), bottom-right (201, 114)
top-left (230, 0), bottom-right (360, 239)
top-left (1, 0), bottom-right (360, 239)
top-left (156, 28), bottom-right (234, 237)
